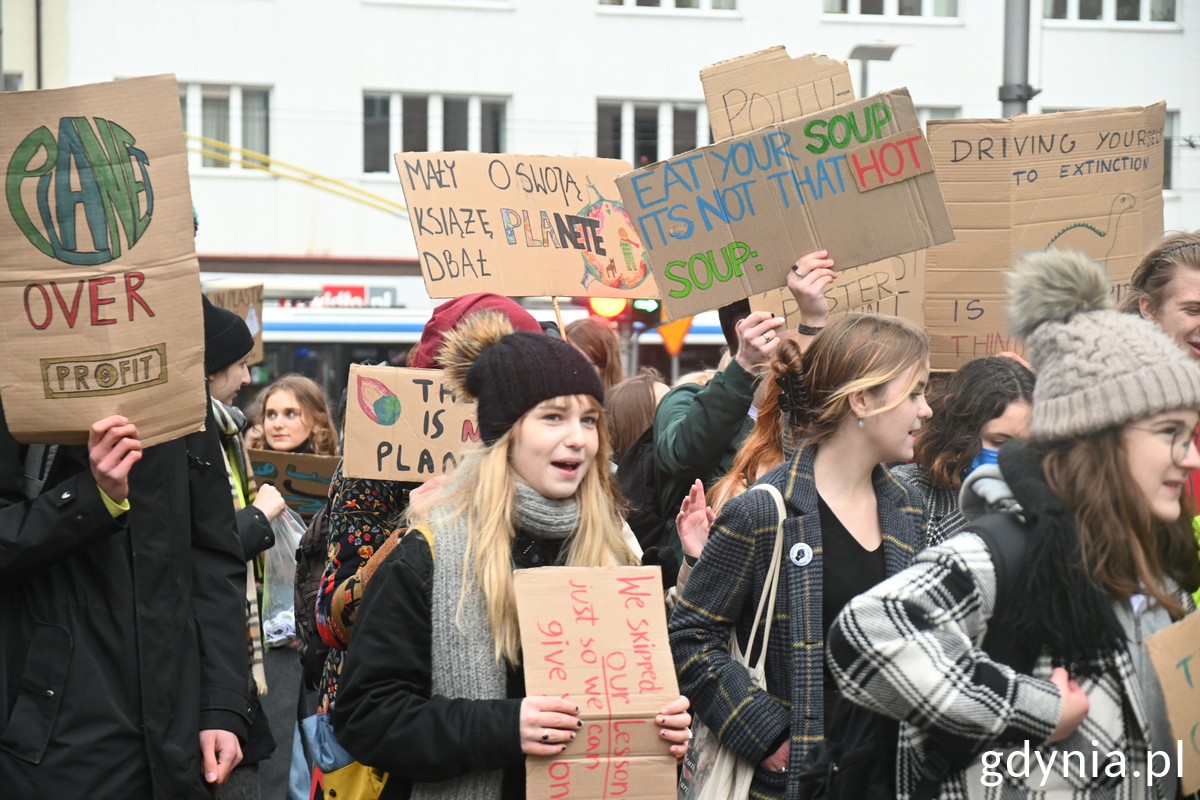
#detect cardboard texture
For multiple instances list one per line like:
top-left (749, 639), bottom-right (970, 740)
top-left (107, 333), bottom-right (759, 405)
top-left (342, 364), bottom-right (478, 482)
top-left (515, 567), bottom-right (679, 800)
top-left (248, 449), bottom-right (341, 519)
top-left (204, 284), bottom-right (265, 365)
top-left (701, 48), bottom-right (855, 142)
top-left (615, 89), bottom-right (954, 320)
top-left (1145, 611), bottom-right (1200, 794)
top-left (924, 104), bottom-right (1166, 369)
top-left (708, 46), bottom-right (927, 331)
top-left (750, 250), bottom-right (926, 329)
top-left (395, 152), bottom-right (659, 301)
top-left (0, 74), bottom-right (207, 446)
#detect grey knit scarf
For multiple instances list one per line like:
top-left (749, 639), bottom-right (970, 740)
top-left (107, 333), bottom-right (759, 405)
top-left (411, 482), bottom-right (578, 800)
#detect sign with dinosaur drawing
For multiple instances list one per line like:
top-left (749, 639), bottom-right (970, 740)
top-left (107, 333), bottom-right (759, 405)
top-left (923, 103), bottom-right (1165, 369)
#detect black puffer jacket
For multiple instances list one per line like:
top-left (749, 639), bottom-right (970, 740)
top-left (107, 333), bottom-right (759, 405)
top-left (0, 402), bottom-right (251, 799)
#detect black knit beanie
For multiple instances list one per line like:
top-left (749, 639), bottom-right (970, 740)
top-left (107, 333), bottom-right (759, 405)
top-left (468, 331), bottom-right (604, 445)
top-left (202, 296), bottom-right (255, 376)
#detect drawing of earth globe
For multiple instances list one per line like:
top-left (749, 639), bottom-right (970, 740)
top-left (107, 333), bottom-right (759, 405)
top-left (578, 195), bottom-right (650, 291)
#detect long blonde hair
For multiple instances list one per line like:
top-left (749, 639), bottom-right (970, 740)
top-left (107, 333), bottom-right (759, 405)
top-left (407, 395), bottom-right (637, 665)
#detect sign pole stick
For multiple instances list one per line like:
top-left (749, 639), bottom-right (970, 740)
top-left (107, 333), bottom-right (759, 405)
top-left (551, 296), bottom-right (565, 337)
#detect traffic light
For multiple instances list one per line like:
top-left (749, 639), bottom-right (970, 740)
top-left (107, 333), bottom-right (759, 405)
top-left (586, 297), bottom-right (629, 320)
top-left (630, 299), bottom-right (662, 330)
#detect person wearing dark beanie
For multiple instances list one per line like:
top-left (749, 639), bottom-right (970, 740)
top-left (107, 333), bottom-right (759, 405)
top-left (332, 311), bottom-right (693, 800)
top-left (203, 297), bottom-right (257, 379)
top-left (202, 296), bottom-right (285, 798)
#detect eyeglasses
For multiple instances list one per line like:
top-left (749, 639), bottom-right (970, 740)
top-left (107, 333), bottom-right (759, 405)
top-left (1126, 423), bottom-right (1200, 465)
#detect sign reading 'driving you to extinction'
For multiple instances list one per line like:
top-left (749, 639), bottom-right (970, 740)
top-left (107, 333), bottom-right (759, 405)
top-left (396, 152), bottom-right (660, 300)
top-left (516, 567), bottom-right (680, 800)
top-left (924, 104), bottom-right (1165, 369)
top-left (0, 74), bottom-right (206, 446)
top-left (615, 88), bottom-right (954, 320)
top-left (342, 364), bottom-right (479, 482)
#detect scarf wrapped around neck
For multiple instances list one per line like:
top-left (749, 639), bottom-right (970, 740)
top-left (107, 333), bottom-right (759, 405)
top-left (993, 441), bottom-right (1126, 677)
top-left (412, 481), bottom-right (579, 800)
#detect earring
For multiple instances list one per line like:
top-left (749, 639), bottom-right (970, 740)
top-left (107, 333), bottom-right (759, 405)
top-left (857, 418), bottom-right (864, 429)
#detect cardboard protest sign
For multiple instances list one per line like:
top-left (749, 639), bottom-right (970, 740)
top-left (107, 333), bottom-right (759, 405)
top-left (396, 152), bottom-right (659, 301)
top-left (0, 74), bottom-right (206, 446)
top-left (248, 449), bottom-right (340, 519)
top-left (615, 89), bottom-right (954, 320)
top-left (515, 566), bottom-right (679, 800)
top-left (750, 250), bottom-right (926, 329)
top-left (1145, 610), bottom-right (1200, 793)
top-left (701, 47), bottom-right (855, 142)
top-left (205, 284), bottom-right (265, 365)
top-left (342, 364), bottom-right (478, 482)
top-left (924, 104), bottom-right (1165, 369)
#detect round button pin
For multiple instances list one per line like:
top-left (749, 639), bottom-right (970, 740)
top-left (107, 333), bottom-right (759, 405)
top-left (790, 542), bottom-right (813, 567)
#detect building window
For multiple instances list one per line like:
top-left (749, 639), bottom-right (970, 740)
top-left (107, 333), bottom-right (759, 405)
top-left (596, 100), bottom-right (709, 165)
top-left (242, 88), bottom-right (270, 166)
top-left (3, 73), bottom-right (22, 92)
top-left (201, 87), bottom-right (230, 168)
top-left (364, 93), bottom-right (391, 173)
top-left (363, 92), bottom-right (508, 172)
top-left (597, 103), bottom-right (623, 159)
top-left (179, 83), bottom-right (273, 171)
top-left (599, 0), bottom-right (736, 8)
top-left (443, 97), bottom-right (470, 151)
top-left (402, 96), bottom-right (429, 152)
top-left (1043, 0), bottom-right (1174, 21)
top-left (481, 99), bottom-right (506, 153)
top-left (826, 0), bottom-right (956, 15)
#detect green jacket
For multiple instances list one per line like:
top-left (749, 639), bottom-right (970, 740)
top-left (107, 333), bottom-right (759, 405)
top-left (652, 360), bottom-right (756, 557)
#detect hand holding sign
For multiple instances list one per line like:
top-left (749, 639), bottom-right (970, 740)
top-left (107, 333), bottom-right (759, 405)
top-left (519, 696), bottom-right (582, 756)
top-left (88, 415), bottom-right (143, 504)
top-left (787, 250), bottom-right (836, 327)
top-left (734, 311), bottom-right (786, 372)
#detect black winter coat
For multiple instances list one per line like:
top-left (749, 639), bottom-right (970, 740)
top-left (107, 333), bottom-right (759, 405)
top-left (0, 402), bottom-right (251, 799)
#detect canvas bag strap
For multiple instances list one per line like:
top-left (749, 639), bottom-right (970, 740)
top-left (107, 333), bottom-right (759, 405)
top-left (737, 483), bottom-right (787, 674)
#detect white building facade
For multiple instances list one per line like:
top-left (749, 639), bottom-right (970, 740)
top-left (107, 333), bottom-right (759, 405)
top-left (4, 0), bottom-right (1197, 267)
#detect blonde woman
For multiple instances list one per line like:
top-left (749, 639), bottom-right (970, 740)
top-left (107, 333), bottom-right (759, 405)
top-left (332, 313), bottom-right (691, 800)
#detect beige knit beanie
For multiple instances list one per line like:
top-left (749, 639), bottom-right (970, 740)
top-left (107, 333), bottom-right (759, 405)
top-left (1006, 249), bottom-right (1200, 440)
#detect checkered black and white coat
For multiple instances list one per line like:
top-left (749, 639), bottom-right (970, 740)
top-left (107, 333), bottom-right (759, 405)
top-left (669, 444), bottom-right (926, 800)
top-left (828, 475), bottom-right (1190, 800)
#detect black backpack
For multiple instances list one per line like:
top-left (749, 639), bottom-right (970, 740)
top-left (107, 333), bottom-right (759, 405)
top-left (294, 502), bottom-right (332, 691)
top-left (798, 512), bottom-right (1034, 800)
top-left (617, 425), bottom-right (671, 552)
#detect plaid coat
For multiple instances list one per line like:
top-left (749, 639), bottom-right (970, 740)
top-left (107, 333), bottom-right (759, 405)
top-left (891, 462), bottom-right (967, 548)
top-left (828, 519), bottom-right (1191, 800)
top-left (669, 444), bottom-right (926, 800)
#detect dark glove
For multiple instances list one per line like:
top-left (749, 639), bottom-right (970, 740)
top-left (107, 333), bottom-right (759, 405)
top-left (641, 546), bottom-right (680, 590)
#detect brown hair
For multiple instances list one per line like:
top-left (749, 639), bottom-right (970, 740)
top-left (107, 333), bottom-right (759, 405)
top-left (708, 335), bottom-right (805, 511)
top-left (1122, 231), bottom-right (1200, 315)
top-left (248, 374), bottom-right (340, 456)
top-left (915, 357), bottom-right (1035, 490)
top-left (1043, 428), bottom-right (1200, 618)
top-left (800, 314), bottom-right (930, 446)
top-left (605, 368), bottom-right (665, 459)
top-left (565, 317), bottom-right (623, 391)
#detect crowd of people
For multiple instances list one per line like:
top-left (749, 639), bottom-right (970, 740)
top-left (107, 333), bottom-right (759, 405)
top-left (3, 233), bottom-right (1200, 800)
